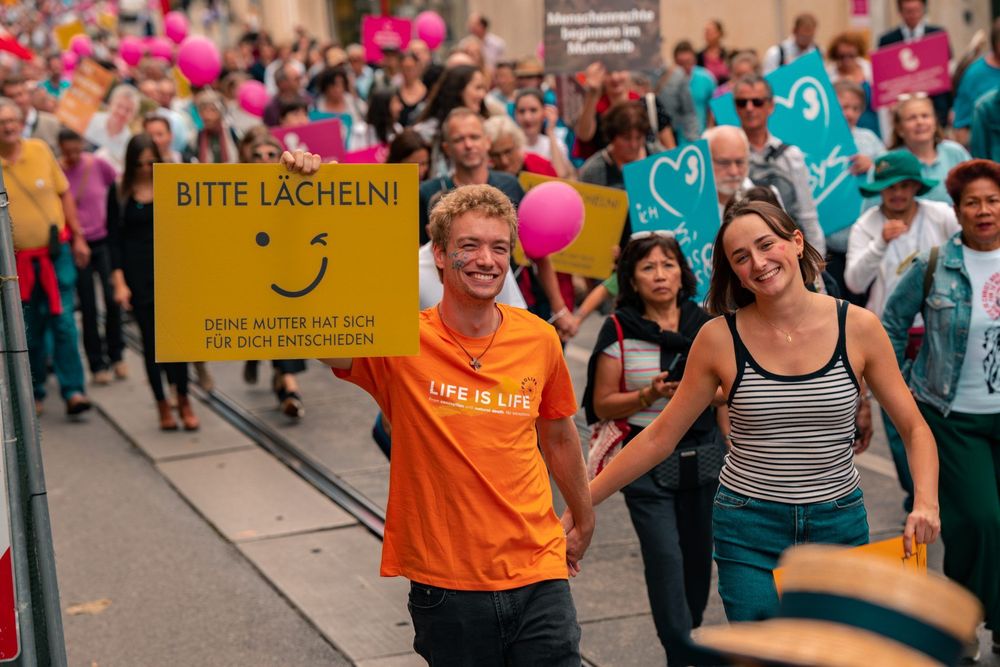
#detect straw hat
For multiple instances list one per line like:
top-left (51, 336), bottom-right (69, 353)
top-left (515, 56), bottom-right (544, 78)
top-left (693, 545), bottom-right (982, 667)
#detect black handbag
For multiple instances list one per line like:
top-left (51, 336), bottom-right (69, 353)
top-left (651, 431), bottom-right (726, 490)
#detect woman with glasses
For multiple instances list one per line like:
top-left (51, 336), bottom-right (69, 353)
top-left (890, 93), bottom-right (971, 204)
top-left (582, 233), bottom-right (724, 665)
top-left (111, 134), bottom-right (199, 431)
top-left (564, 199), bottom-right (941, 625)
top-left (240, 135), bottom-right (308, 419)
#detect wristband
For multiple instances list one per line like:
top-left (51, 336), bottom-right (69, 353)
top-left (638, 388), bottom-right (652, 408)
top-left (547, 307), bottom-right (569, 323)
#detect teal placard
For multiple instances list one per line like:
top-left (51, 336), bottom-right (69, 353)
top-left (708, 52), bottom-right (864, 236)
top-left (622, 139), bottom-right (721, 302)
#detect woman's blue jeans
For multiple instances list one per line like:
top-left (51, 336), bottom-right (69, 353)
top-left (712, 484), bottom-right (869, 622)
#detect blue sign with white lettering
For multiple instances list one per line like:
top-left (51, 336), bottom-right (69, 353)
top-left (622, 139), bottom-right (720, 301)
top-left (708, 51), bottom-right (863, 235)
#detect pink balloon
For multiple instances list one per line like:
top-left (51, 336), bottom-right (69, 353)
top-left (517, 182), bottom-right (584, 259)
top-left (69, 34), bottom-right (93, 58)
top-left (62, 50), bottom-right (78, 71)
top-left (414, 11), bottom-right (446, 50)
top-left (164, 11), bottom-right (189, 45)
top-left (237, 80), bottom-right (268, 117)
top-left (176, 36), bottom-right (221, 87)
top-left (119, 35), bottom-right (144, 66)
top-left (536, 41), bottom-right (545, 61)
top-left (147, 36), bottom-right (174, 62)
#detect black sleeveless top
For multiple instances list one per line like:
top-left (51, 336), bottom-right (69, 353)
top-left (721, 300), bottom-right (861, 503)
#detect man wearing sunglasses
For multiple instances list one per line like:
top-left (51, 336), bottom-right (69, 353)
top-left (734, 74), bottom-right (826, 256)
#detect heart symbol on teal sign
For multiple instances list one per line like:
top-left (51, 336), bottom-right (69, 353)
top-left (648, 145), bottom-right (707, 220)
top-left (769, 76), bottom-right (830, 156)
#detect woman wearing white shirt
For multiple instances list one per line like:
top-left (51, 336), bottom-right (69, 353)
top-left (513, 89), bottom-right (575, 179)
top-left (846, 150), bottom-right (959, 317)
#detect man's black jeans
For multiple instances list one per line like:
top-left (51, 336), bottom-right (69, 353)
top-left (408, 578), bottom-right (581, 666)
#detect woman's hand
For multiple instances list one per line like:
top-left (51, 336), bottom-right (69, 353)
top-left (280, 149), bottom-right (322, 175)
top-left (114, 282), bottom-right (132, 311)
top-left (850, 153), bottom-right (873, 175)
top-left (903, 503), bottom-right (940, 557)
top-left (583, 61), bottom-right (606, 93)
top-left (544, 105), bottom-right (560, 135)
top-left (648, 371), bottom-right (679, 400)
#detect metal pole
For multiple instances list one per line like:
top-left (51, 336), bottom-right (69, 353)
top-left (0, 164), bottom-right (68, 666)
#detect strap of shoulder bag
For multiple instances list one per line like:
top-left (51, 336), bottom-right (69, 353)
top-left (610, 314), bottom-right (627, 392)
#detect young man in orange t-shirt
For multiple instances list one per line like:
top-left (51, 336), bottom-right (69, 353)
top-left (284, 147), bottom-right (594, 664)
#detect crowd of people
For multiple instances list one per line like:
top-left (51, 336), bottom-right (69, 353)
top-left (2, 0), bottom-right (999, 664)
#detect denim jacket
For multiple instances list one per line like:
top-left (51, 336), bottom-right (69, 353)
top-left (881, 232), bottom-right (972, 416)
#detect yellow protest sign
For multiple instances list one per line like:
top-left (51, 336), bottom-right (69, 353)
top-left (172, 67), bottom-right (192, 99)
top-left (55, 58), bottom-right (115, 135)
top-left (773, 536), bottom-right (926, 593)
top-left (154, 164), bottom-right (420, 362)
top-left (53, 20), bottom-right (85, 50)
top-left (514, 173), bottom-right (627, 280)
top-left (97, 11), bottom-right (118, 33)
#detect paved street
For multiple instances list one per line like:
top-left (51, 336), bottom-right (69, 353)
top-left (34, 315), bottom-right (999, 666)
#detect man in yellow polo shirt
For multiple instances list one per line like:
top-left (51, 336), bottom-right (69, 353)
top-left (0, 96), bottom-right (92, 415)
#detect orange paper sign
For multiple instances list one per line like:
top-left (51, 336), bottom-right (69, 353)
top-left (773, 536), bottom-right (926, 593)
top-left (55, 58), bottom-right (115, 135)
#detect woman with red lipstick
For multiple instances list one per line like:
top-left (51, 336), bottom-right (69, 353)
top-left (563, 199), bottom-right (941, 630)
top-left (883, 160), bottom-right (1000, 660)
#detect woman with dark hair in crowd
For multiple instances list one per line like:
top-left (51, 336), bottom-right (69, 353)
top-left (513, 88), bottom-right (575, 179)
top-left (386, 129), bottom-right (431, 181)
top-left (314, 65), bottom-right (367, 148)
top-left (563, 199), bottom-right (941, 625)
top-left (352, 87), bottom-right (403, 150)
top-left (412, 64), bottom-right (489, 177)
top-left (239, 135), bottom-right (307, 419)
top-left (583, 233), bottom-right (724, 666)
top-left (579, 101), bottom-right (661, 247)
top-left (883, 160), bottom-right (1000, 659)
top-left (397, 49), bottom-right (427, 127)
top-left (111, 134), bottom-right (198, 431)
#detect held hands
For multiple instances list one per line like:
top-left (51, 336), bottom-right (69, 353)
top-left (882, 219), bottom-right (908, 243)
top-left (280, 149), bottom-right (323, 176)
top-left (903, 503), bottom-right (941, 558)
top-left (560, 508), bottom-right (594, 577)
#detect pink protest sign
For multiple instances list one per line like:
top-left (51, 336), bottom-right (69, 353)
top-left (272, 117), bottom-right (345, 161)
top-left (362, 16), bottom-right (412, 63)
top-left (341, 144), bottom-right (389, 164)
top-left (871, 32), bottom-right (951, 108)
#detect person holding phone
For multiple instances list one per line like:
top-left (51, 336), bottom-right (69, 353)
top-left (582, 232), bottom-right (726, 666)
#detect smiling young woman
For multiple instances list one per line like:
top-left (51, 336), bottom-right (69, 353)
top-left (563, 199), bottom-right (942, 628)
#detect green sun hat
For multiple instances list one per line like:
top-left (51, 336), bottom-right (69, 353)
top-left (858, 150), bottom-right (938, 197)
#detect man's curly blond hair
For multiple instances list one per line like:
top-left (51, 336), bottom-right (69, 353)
top-left (428, 184), bottom-right (518, 250)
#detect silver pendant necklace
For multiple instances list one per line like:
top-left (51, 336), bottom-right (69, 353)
top-left (437, 305), bottom-right (502, 371)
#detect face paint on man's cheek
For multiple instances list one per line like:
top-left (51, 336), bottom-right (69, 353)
top-left (450, 250), bottom-right (470, 270)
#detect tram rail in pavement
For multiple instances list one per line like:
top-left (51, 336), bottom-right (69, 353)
top-left (122, 325), bottom-right (388, 540)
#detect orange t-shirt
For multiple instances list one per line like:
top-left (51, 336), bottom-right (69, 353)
top-left (334, 304), bottom-right (577, 590)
